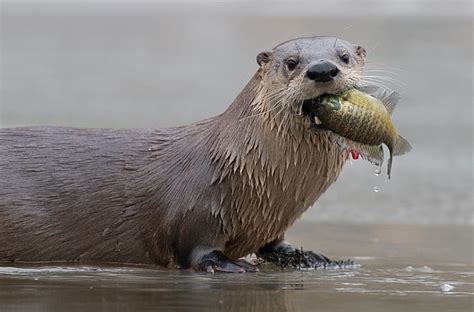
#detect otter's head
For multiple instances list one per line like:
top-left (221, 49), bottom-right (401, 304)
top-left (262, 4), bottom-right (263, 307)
top-left (254, 36), bottom-right (366, 128)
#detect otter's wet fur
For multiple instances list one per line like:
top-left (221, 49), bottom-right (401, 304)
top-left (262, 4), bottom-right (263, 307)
top-left (0, 36), bottom-right (366, 270)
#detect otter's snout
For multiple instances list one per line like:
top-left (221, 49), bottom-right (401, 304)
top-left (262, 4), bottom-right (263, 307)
top-left (307, 61), bottom-right (339, 82)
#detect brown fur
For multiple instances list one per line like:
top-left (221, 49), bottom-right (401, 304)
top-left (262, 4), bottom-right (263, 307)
top-left (0, 36), bottom-right (364, 268)
top-left (208, 73), bottom-right (347, 258)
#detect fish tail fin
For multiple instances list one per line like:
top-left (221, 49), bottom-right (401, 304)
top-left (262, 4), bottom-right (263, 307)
top-left (393, 134), bottom-right (412, 156)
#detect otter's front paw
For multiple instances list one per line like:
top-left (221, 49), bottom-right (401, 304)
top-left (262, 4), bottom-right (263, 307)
top-left (302, 250), bottom-right (332, 266)
top-left (195, 250), bottom-right (258, 273)
top-left (259, 247), bottom-right (331, 269)
top-left (257, 240), bottom-right (355, 269)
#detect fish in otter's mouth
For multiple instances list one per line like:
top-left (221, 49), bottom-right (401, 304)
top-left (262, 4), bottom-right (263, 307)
top-left (301, 87), bottom-right (412, 179)
top-left (301, 85), bottom-right (368, 129)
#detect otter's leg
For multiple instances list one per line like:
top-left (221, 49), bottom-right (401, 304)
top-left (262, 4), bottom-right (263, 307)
top-left (257, 236), bottom-right (331, 268)
top-left (194, 250), bottom-right (258, 273)
top-left (174, 211), bottom-right (258, 273)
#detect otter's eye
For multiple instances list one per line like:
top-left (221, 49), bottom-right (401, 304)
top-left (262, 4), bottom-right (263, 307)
top-left (286, 59), bottom-right (298, 71)
top-left (340, 54), bottom-right (350, 64)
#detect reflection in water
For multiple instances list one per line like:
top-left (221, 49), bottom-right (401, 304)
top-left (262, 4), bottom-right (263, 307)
top-left (0, 261), bottom-right (472, 312)
top-left (0, 266), bottom-right (303, 312)
top-left (1, 216), bottom-right (473, 311)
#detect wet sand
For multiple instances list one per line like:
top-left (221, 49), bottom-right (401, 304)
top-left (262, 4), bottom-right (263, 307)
top-left (0, 223), bottom-right (472, 312)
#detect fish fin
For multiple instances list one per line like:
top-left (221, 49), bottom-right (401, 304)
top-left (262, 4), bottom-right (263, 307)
top-left (356, 84), bottom-right (380, 95)
top-left (393, 134), bottom-right (412, 156)
top-left (387, 136), bottom-right (411, 179)
top-left (357, 86), bottom-right (400, 115)
top-left (380, 90), bottom-right (400, 115)
top-left (334, 136), bottom-right (384, 167)
top-left (352, 142), bottom-right (384, 167)
top-left (387, 148), bottom-right (393, 179)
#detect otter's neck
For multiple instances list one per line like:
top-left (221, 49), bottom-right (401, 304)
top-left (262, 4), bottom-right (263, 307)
top-left (207, 73), bottom-right (347, 257)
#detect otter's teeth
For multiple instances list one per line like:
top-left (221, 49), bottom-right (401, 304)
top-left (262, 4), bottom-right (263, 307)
top-left (314, 116), bottom-right (322, 125)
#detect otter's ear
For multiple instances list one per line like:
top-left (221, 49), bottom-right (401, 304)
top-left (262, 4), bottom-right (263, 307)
top-left (257, 51), bottom-right (272, 66)
top-left (356, 45), bottom-right (367, 59)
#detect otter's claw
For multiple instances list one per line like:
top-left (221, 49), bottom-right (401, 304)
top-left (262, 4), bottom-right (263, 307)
top-left (303, 250), bottom-right (332, 266)
top-left (195, 250), bottom-right (258, 273)
top-left (234, 258), bottom-right (259, 272)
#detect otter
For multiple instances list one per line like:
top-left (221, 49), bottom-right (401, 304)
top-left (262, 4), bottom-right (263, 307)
top-left (0, 36), bottom-right (366, 272)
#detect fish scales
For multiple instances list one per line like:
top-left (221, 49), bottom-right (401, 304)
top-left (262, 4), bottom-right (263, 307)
top-left (334, 98), bottom-right (382, 146)
top-left (310, 88), bottom-right (412, 178)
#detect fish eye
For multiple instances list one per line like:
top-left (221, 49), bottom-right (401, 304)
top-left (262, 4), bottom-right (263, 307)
top-left (286, 58), bottom-right (298, 71)
top-left (340, 54), bottom-right (350, 64)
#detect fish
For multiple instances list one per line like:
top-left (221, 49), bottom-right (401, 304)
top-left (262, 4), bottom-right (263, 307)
top-left (311, 88), bottom-right (412, 178)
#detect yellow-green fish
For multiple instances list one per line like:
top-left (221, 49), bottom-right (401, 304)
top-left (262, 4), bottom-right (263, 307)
top-left (312, 88), bottom-right (412, 178)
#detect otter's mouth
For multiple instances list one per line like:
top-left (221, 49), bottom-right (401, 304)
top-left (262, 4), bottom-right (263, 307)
top-left (301, 96), bottom-right (325, 129)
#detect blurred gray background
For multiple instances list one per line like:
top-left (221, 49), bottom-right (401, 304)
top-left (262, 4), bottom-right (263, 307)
top-left (1, 0), bottom-right (472, 225)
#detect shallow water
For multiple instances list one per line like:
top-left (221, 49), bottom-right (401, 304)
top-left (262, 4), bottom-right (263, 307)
top-left (1, 223), bottom-right (472, 312)
top-left (1, 1), bottom-right (472, 225)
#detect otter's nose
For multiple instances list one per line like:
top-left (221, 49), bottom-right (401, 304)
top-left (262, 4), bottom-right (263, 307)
top-left (307, 62), bottom-right (339, 82)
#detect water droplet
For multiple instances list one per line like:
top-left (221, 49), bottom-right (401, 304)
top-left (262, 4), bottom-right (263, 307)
top-left (374, 168), bottom-right (381, 176)
top-left (373, 186), bottom-right (380, 193)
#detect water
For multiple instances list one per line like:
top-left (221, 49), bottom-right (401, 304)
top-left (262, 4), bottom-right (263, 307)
top-left (374, 168), bottom-right (381, 176)
top-left (0, 263), bottom-right (471, 312)
top-left (440, 283), bottom-right (456, 292)
top-left (1, 224), bottom-right (472, 311)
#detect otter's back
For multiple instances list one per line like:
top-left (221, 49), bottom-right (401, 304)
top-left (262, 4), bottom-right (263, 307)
top-left (0, 126), bottom-right (156, 263)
